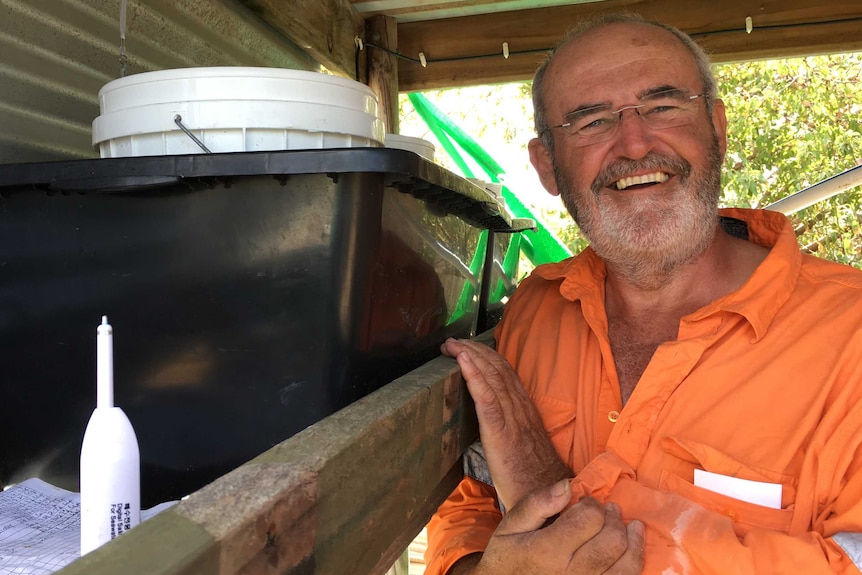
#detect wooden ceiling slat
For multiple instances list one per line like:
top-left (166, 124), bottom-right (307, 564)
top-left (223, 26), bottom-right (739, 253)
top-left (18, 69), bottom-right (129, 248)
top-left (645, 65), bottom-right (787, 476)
top-left (698, 19), bottom-right (862, 64)
top-left (350, 0), bottom-right (596, 24)
top-left (394, 0), bottom-right (862, 91)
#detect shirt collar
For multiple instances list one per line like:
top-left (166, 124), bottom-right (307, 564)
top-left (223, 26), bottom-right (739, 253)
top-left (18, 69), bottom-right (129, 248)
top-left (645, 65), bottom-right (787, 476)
top-left (698, 207), bottom-right (801, 341)
top-left (530, 208), bottom-right (801, 341)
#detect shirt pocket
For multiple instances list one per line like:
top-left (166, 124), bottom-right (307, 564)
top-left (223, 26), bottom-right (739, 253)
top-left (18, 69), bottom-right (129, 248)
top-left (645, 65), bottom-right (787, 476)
top-left (658, 436), bottom-right (797, 538)
top-left (532, 395), bottom-right (577, 463)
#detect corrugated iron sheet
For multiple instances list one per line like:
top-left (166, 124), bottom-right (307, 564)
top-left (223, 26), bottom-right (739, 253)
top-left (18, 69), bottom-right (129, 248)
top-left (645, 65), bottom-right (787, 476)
top-left (0, 0), bottom-right (317, 164)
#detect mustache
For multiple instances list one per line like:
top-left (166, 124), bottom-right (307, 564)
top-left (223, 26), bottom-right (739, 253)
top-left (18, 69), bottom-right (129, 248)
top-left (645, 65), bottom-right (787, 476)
top-left (591, 153), bottom-right (692, 193)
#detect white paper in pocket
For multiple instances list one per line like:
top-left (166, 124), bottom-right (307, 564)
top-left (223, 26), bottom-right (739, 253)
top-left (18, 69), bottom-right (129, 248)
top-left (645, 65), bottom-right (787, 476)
top-left (693, 469), bottom-right (782, 509)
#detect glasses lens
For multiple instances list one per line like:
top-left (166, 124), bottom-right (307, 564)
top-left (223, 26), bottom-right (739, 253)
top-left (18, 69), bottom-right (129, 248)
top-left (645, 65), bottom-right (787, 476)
top-left (571, 91), bottom-right (702, 146)
top-left (641, 93), bottom-right (697, 129)
top-left (573, 114), bottom-right (616, 137)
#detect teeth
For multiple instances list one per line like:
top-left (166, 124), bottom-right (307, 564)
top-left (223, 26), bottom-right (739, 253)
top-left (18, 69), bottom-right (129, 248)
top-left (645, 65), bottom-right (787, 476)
top-left (615, 172), bottom-right (669, 190)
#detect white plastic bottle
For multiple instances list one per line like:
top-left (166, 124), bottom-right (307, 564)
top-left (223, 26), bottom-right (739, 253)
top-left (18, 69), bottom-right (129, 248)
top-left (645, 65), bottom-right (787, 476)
top-left (80, 315), bottom-right (141, 555)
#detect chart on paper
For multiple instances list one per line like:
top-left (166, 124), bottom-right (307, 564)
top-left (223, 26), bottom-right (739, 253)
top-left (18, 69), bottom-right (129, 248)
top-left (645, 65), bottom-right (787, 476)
top-left (0, 478), bottom-right (174, 575)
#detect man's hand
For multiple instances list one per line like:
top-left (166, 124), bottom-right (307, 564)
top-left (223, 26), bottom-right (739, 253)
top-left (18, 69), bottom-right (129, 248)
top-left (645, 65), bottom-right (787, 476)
top-left (442, 338), bottom-right (571, 509)
top-left (453, 479), bottom-right (644, 575)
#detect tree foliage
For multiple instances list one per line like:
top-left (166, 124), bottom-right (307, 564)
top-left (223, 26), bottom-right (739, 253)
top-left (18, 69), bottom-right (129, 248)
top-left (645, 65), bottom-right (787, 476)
top-left (399, 52), bottom-right (862, 268)
top-left (717, 55), bottom-right (862, 266)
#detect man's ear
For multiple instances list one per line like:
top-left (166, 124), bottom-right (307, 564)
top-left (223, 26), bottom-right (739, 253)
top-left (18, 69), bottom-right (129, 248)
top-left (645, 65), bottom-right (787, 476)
top-left (528, 138), bottom-right (560, 197)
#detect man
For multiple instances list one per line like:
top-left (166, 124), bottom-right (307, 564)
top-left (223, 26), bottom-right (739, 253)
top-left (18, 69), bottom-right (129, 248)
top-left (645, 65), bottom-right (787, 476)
top-left (424, 13), bottom-right (862, 575)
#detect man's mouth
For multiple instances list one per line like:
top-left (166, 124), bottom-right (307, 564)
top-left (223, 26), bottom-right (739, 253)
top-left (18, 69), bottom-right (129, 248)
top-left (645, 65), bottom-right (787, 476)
top-left (614, 171), bottom-right (670, 190)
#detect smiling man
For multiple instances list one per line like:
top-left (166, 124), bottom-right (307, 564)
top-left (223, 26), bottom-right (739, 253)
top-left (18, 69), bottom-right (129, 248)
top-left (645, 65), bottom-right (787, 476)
top-left (424, 13), bottom-right (862, 575)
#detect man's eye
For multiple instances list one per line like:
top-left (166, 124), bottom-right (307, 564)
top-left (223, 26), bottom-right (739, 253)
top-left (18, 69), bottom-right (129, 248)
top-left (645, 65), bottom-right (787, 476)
top-left (578, 116), bottom-right (614, 132)
top-left (646, 104), bottom-right (681, 115)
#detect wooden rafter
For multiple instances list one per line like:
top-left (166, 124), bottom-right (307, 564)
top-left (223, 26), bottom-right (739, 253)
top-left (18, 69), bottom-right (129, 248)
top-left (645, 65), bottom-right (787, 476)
top-left (391, 0), bottom-right (862, 90)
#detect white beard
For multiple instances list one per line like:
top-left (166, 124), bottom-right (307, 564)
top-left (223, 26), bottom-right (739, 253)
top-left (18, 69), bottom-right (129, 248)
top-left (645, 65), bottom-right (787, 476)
top-left (557, 135), bottom-right (723, 289)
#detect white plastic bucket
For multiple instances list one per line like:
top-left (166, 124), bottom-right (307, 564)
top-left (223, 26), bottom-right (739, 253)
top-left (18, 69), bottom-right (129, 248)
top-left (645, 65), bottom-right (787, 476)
top-left (384, 134), bottom-right (436, 162)
top-left (92, 68), bottom-right (385, 157)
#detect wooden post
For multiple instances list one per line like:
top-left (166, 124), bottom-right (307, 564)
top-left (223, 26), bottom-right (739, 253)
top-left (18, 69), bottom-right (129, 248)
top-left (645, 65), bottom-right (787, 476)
top-left (366, 15), bottom-right (399, 135)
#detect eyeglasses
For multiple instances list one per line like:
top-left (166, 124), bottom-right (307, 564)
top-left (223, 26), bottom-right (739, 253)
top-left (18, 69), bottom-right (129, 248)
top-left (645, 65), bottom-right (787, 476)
top-left (540, 88), bottom-right (707, 147)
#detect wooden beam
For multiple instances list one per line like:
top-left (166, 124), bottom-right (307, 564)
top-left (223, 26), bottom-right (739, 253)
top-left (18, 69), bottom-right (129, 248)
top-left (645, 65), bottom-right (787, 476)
top-left (697, 18), bottom-right (862, 64)
top-left (366, 15), bottom-right (400, 135)
top-left (396, 0), bottom-right (862, 91)
top-left (349, 0), bottom-right (580, 24)
top-left (57, 338), bottom-right (483, 575)
top-left (239, 0), bottom-right (367, 81)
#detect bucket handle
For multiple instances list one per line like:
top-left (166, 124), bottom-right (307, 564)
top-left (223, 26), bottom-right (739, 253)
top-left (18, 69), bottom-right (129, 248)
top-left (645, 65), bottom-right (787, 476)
top-left (174, 115), bottom-right (213, 154)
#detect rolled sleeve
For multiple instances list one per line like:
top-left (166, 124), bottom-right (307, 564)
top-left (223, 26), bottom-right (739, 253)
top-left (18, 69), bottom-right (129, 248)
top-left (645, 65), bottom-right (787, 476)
top-left (424, 476), bottom-right (502, 575)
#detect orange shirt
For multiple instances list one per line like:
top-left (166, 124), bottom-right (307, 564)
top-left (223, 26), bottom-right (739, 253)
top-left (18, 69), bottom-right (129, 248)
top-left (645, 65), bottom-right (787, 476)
top-left (426, 208), bottom-right (862, 574)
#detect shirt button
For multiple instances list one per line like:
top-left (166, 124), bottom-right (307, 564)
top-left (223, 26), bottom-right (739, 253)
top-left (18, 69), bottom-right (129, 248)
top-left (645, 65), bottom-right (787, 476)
top-left (608, 410), bottom-right (620, 423)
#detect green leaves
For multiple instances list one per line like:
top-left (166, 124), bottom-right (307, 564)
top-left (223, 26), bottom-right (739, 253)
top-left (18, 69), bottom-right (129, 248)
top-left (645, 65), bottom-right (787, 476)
top-left (717, 54), bottom-right (862, 267)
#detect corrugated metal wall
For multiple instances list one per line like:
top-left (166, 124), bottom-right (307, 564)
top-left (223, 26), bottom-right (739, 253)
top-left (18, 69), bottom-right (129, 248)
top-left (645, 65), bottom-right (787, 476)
top-left (0, 0), bottom-right (318, 164)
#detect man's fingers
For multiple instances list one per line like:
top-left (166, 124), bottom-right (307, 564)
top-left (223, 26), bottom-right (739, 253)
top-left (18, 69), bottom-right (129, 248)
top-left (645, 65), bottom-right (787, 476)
top-left (446, 340), bottom-right (515, 423)
top-left (495, 479), bottom-right (573, 536)
top-left (441, 339), bottom-right (497, 402)
top-left (439, 337), bottom-right (464, 357)
top-left (441, 337), bottom-right (482, 359)
top-left (443, 339), bottom-right (509, 376)
top-left (563, 502), bottom-right (630, 573)
top-left (545, 496), bottom-right (607, 546)
top-left (448, 339), bottom-right (526, 413)
top-left (465, 339), bottom-right (515, 372)
top-left (450, 339), bottom-right (514, 378)
top-left (455, 351), bottom-right (502, 415)
top-left (460, 343), bottom-right (533, 406)
top-left (601, 519), bottom-right (645, 575)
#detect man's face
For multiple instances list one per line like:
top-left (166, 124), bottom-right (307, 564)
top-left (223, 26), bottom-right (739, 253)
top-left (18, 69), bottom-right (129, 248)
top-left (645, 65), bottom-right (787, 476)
top-left (530, 23), bottom-right (728, 273)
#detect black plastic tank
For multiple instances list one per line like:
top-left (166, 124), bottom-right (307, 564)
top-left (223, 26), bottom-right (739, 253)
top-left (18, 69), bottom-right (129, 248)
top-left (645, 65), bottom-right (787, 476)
top-left (0, 148), bottom-right (518, 505)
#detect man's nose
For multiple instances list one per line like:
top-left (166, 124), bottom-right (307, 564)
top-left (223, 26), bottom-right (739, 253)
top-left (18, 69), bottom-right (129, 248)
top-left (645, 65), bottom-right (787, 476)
top-left (609, 108), bottom-right (655, 159)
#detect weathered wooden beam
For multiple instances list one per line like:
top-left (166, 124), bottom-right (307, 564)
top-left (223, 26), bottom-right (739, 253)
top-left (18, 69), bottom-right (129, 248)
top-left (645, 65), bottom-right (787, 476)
top-left (57, 335), bottom-right (485, 575)
top-left (239, 0), bottom-right (367, 81)
top-left (396, 0), bottom-right (862, 91)
top-left (697, 18), bottom-right (862, 64)
top-left (366, 15), bottom-right (399, 135)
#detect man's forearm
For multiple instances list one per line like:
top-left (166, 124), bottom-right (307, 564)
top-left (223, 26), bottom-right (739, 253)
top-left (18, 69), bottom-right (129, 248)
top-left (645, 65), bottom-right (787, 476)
top-left (447, 552), bottom-right (483, 575)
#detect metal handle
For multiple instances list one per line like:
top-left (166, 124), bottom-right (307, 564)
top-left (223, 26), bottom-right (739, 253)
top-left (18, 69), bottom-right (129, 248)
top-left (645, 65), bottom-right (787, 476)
top-left (173, 114), bottom-right (212, 154)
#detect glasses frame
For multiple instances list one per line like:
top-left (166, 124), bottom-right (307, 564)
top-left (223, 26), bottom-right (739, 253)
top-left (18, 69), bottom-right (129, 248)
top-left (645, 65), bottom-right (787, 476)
top-left (540, 89), bottom-right (708, 145)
